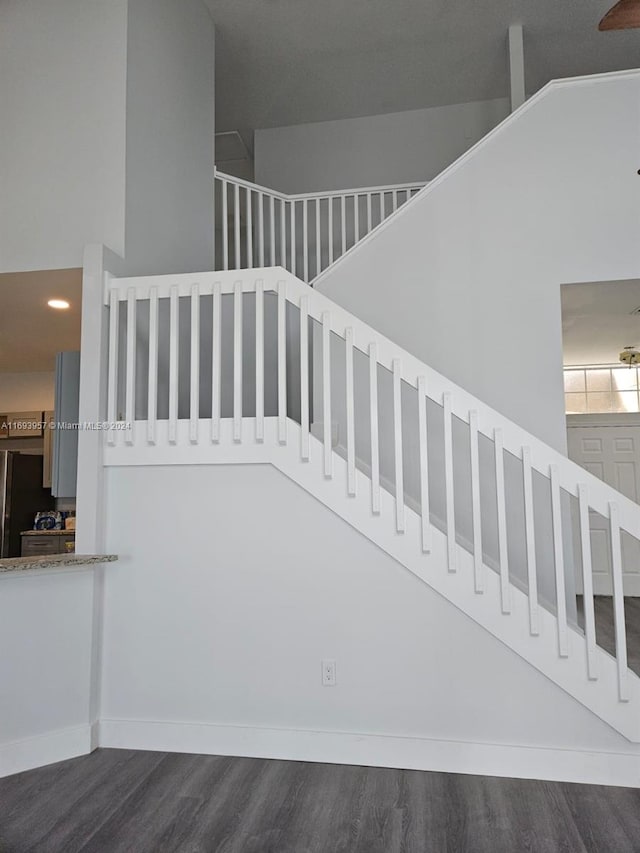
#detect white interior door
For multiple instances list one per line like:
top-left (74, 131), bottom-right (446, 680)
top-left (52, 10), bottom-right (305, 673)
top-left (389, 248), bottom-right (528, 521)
top-left (567, 421), bottom-right (640, 595)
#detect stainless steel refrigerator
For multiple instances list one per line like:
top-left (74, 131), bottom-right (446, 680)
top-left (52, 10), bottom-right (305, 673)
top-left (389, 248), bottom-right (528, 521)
top-left (0, 452), bottom-right (53, 558)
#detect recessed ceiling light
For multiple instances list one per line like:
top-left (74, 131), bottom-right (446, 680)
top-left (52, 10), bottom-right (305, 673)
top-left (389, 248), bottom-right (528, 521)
top-left (47, 299), bottom-right (70, 310)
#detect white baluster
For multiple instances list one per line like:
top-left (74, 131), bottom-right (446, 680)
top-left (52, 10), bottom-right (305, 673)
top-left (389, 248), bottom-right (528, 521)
top-left (369, 342), bottom-right (380, 515)
top-left (246, 187), bottom-right (253, 268)
top-left (550, 464), bottom-right (568, 657)
top-left (107, 289), bottom-right (119, 447)
top-left (522, 445), bottom-right (539, 635)
top-left (168, 285), bottom-right (179, 444)
top-left (322, 311), bottom-right (332, 478)
top-left (290, 200), bottom-right (296, 276)
top-left (393, 359), bottom-right (405, 533)
top-left (258, 192), bottom-right (265, 267)
top-left (211, 281), bottom-right (221, 443)
top-left (609, 501), bottom-right (630, 701)
top-left (443, 392), bottom-right (456, 571)
top-left (147, 286), bottom-right (158, 445)
top-left (278, 281), bottom-right (287, 445)
top-left (222, 179), bottom-right (229, 271)
top-left (189, 283), bottom-right (200, 444)
top-left (233, 281), bottom-right (243, 442)
top-left (345, 327), bottom-right (356, 496)
top-left (303, 200), bottom-right (309, 283)
top-left (340, 196), bottom-right (346, 257)
top-left (353, 194), bottom-right (360, 245)
top-left (417, 376), bottom-right (431, 553)
top-left (578, 484), bottom-right (597, 680)
top-left (280, 198), bottom-right (286, 268)
top-left (494, 428), bottom-right (511, 614)
top-left (392, 189), bottom-right (398, 213)
top-left (269, 195), bottom-right (276, 265)
top-left (125, 287), bottom-right (136, 444)
top-left (255, 279), bottom-right (264, 442)
top-left (234, 183), bottom-right (240, 269)
top-left (328, 197), bottom-right (334, 265)
top-left (366, 193), bottom-right (372, 233)
top-left (315, 198), bottom-right (321, 277)
top-left (300, 294), bottom-right (309, 461)
top-left (469, 410), bottom-right (483, 593)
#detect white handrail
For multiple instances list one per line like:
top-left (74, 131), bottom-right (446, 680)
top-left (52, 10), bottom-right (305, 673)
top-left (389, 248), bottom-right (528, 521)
top-left (214, 169), bottom-right (426, 283)
top-left (103, 267), bottom-right (640, 718)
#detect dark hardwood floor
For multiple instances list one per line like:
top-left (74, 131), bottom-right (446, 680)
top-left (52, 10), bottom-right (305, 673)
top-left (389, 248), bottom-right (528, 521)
top-left (576, 596), bottom-right (640, 677)
top-left (2, 749), bottom-right (640, 852)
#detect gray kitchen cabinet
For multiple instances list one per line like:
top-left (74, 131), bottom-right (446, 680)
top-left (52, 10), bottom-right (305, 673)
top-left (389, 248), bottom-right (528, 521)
top-left (52, 351), bottom-right (80, 498)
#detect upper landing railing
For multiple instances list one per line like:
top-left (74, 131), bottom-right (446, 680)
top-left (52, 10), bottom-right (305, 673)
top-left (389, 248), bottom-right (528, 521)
top-left (214, 169), bottom-right (427, 284)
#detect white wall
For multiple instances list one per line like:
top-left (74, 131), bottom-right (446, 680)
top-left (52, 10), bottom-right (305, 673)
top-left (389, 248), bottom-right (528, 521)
top-left (0, 0), bottom-right (128, 273)
top-left (100, 463), bottom-right (640, 783)
top-left (255, 98), bottom-right (510, 194)
top-left (0, 569), bottom-right (94, 777)
top-left (0, 372), bottom-right (54, 412)
top-left (315, 71), bottom-right (640, 454)
top-left (124, 0), bottom-right (215, 275)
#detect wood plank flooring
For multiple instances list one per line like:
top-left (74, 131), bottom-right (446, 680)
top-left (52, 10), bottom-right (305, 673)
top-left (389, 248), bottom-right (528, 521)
top-left (2, 749), bottom-right (640, 852)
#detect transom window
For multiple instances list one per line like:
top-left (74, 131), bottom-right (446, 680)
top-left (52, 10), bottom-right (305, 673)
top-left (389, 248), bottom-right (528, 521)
top-left (564, 367), bottom-right (640, 414)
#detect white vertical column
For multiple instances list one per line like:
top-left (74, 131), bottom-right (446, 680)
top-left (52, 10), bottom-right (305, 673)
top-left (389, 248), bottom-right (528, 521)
top-left (443, 392), bottom-right (456, 571)
top-left (255, 279), bottom-right (264, 442)
top-left (246, 188), bottom-right (253, 268)
top-left (258, 192), bottom-right (265, 267)
top-left (609, 501), bottom-right (629, 701)
top-left (369, 342), bottom-right (380, 515)
top-left (300, 294), bottom-right (309, 461)
top-left (315, 198), bottom-right (321, 277)
top-left (278, 281), bottom-right (287, 445)
top-left (211, 281), bottom-right (222, 442)
top-left (222, 179), bottom-right (229, 271)
top-left (469, 410), bottom-right (483, 593)
top-left (578, 484), bottom-right (597, 680)
top-left (353, 194), bottom-right (360, 245)
top-left (125, 289), bottom-right (136, 445)
top-left (189, 283), bottom-right (200, 444)
top-left (234, 183), bottom-right (241, 269)
top-left (522, 446), bottom-right (539, 635)
top-left (233, 281), bottom-right (243, 442)
top-left (168, 285), bottom-right (179, 444)
top-left (106, 288), bottom-right (119, 447)
top-left (269, 196), bottom-right (276, 265)
top-left (508, 24), bottom-right (525, 112)
top-left (328, 198), bottom-right (334, 265)
top-left (303, 201), bottom-right (309, 283)
top-left (345, 327), bottom-right (356, 496)
top-left (147, 287), bottom-right (158, 445)
top-left (322, 311), bottom-right (332, 478)
top-left (494, 428), bottom-right (511, 614)
top-left (393, 359), bottom-right (405, 533)
top-left (550, 464), bottom-right (568, 657)
top-left (340, 196), bottom-right (346, 258)
top-left (280, 199), bottom-right (286, 268)
top-left (417, 376), bottom-right (430, 553)
top-left (366, 193), bottom-right (372, 233)
top-left (290, 201), bottom-right (296, 276)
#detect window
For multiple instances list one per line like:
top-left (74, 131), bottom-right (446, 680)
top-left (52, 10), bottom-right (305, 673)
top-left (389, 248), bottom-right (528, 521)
top-left (564, 367), bottom-right (640, 414)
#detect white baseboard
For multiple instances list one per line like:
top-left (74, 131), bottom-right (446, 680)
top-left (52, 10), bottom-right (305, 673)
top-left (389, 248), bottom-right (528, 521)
top-left (0, 725), bottom-right (92, 779)
top-left (99, 718), bottom-right (640, 788)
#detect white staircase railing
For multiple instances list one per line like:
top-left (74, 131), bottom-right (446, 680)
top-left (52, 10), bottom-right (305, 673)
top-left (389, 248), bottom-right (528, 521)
top-left (101, 267), bottom-right (640, 740)
top-left (214, 170), bottom-right (426, 284)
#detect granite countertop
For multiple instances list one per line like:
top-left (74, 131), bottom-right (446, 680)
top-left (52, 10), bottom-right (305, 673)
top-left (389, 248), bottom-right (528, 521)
top-left (0, 554), bottom-right (118, 574)
top-left (21, 529), bottom-right (76, 536)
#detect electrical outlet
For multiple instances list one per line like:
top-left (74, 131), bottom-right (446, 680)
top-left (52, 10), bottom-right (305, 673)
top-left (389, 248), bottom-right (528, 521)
top-left (322, 659), bottom-right (336, 686)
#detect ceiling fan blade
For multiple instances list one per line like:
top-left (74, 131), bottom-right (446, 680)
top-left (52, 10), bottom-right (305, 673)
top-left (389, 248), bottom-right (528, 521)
top-left (599, 0), bottom-right (640, 30)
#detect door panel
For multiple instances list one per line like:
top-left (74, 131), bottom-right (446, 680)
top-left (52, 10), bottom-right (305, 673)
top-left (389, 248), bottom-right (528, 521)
top-left (568, 424), bottom-right (640, 595)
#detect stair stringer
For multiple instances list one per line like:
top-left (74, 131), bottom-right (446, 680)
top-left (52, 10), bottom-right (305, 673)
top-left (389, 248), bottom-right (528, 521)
top-left (104, 416), bottom-right (640, 742)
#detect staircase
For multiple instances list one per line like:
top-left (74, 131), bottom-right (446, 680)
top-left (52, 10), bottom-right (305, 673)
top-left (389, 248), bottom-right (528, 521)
top-left (100, 266), bottom-right (640, 743)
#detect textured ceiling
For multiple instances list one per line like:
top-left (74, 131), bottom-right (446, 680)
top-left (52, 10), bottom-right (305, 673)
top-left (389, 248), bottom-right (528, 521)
top-left (209, 0), bottom-right (640, 134)
top-left (562, 280), bottom-right (640, 366)
top-left (0, 269), bottom-right (81, 373)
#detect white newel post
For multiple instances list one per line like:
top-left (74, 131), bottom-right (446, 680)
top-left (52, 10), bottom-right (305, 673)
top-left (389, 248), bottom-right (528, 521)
top-left (76, 243), bottom-right (124, 747)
